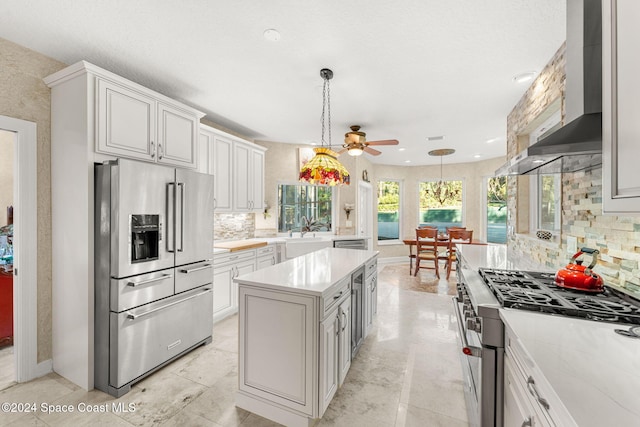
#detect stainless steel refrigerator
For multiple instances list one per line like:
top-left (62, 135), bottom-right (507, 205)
top-left (94, 158), bottom-right (214, 397)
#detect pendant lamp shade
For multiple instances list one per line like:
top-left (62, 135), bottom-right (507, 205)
top-left (299, 147), bottom-right (350, 185)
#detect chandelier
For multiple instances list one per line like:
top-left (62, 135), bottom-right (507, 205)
top-left (426, 148), bottom-right (458, 205)
top-left (299, 69), bottom-right (350, 186)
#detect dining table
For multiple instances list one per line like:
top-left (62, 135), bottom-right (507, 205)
top-left (403, 234), bottom-right (486, 274)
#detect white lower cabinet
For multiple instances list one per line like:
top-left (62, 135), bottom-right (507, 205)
top-left (212, 245), bottom-right (279, 322)
top-left (319, 292), bottom-right (351, 416)
top-left (504, 327), bottom-right (575, 427)
top-left (364, 256), bottom-right (378, 337)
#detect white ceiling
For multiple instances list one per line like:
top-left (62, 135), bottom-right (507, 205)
top-left (0, 0), bottom-right (566, 166)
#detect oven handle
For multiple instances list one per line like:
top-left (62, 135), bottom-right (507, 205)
top-left (451, 297), bottom-right (482, 357)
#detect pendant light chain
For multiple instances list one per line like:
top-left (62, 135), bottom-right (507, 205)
top-left (320, 75), bottom-right (332, 147)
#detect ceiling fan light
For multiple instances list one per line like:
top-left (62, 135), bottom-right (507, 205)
top-left (347, 147), bottom-right (363, 156)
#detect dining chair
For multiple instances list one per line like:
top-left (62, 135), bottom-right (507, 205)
top-left (439, 229), bottom-right (473, 279)
top-left (409, 226), bottom-right (437, 274)
top-left (414, 227), bottom-right (439, 277)
top-left (446, 226), bottom-right (466, 233)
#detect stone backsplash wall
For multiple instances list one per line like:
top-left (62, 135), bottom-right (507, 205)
top-left (507, 43), bottom-right (640, 297)
top-left (214, 213), bottom-right (255, 240)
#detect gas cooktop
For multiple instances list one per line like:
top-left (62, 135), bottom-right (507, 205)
top-left (479, 268), bottom-right (640, 325)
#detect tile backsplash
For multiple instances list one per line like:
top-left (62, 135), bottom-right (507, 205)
top-left (214, 213), bottom-right (255, 240)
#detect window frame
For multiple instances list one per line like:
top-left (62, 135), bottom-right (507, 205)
top-left (528, 109), bottom-right (562, 235)
top-left (376, 178), bottom-right (402, 245)
top-left (276, 181), bottom-right (336, 236)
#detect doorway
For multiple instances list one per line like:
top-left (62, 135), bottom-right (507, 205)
top-left (357, 181), bottom-right (373, 245)
top-left (0, 115), bottom-right (40, 387)
top-left (0, 129), bottom-right (14, 389)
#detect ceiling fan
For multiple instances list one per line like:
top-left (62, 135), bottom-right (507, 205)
top-left (337, 125), bottom-right (399, 156)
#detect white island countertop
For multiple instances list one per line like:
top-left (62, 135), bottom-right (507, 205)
top-left (501, 309), bottom-right (640, 427)
top-left (233, 247), bottom-right (378, 296)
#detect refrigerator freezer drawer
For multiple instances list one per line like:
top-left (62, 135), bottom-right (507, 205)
top-left (110, 268), bottom-right (175, 312)
top-left (175, 261), bottom-right (213, 294)
top-left (109, 286), bottom-right (212, 388)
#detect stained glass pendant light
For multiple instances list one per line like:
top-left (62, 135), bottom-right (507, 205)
top-left (299, 69), bottom-right (350, 186)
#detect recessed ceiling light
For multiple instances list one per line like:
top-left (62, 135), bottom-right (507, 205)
top-left (486, 137), bottom-right (500, 144)
top-left (427, 135), bottom-right (445, 141)
top-left (405, 160), bottom-right (411, 163)
top-left (398, 148), bottom-right (406, 151)
top-left (513, 71), bottom-right (537, 83)
top-left (473, 154), bottom-right (482, 158)
top-left (263, 29), bottom-right (281, 41)
top-left (532, 159), bottom-right (545, 164)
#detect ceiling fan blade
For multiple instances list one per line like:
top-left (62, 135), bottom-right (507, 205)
top-left (364, 147), bottom-right (382, 156)
top-left (336, 148), bottom-right (347, 155)
top-left (367, 139), bottom-right (399, 146)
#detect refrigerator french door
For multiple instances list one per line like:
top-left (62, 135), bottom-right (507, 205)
top-left (94, 158), bottom-right (215, 397)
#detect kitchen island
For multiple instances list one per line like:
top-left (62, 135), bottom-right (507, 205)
top-left (233, 247), bottom-right (378, 427)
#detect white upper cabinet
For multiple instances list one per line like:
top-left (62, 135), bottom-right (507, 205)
top-left (602, 0), bottom-right (640, 213)
top-left (82, 62), bottom-right (203, 169)
top-left (96, 78), bottom-right (156, 160)
top-left (233, 140), bottom-right (266, 212)
top-left (156, 102), bottom-right (199, 169)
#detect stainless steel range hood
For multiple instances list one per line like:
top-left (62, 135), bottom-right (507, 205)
top-left (496, 0), bottom-right (602, 176)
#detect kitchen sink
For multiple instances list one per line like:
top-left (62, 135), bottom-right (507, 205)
top-left (284, 238), bottom-right (332, 259)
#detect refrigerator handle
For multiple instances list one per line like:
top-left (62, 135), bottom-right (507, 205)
top-left (166, 182), bottom-right (175, 253)
top-left (177, 182), bottom-right (185, 252)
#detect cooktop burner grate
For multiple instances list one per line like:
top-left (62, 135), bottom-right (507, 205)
top-left (478, 268), bottom-right (640, 325)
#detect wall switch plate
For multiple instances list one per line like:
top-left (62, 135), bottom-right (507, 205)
top-left (567, 235), bottom-right (578, 254)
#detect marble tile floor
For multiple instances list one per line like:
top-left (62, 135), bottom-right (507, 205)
top-left (0, 263), bottom-right (468, 427)
top-left (0, 346), bottom-right (14, 392)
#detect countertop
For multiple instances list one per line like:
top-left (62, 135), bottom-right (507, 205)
top-left (212, 235), bottom-right (371, 255)
top-left (501, 309), bottom-right (640, 427)
top-left (233, 247), bottom-right (378, 296)
top-left (457, 243), bottom-right (554, 272)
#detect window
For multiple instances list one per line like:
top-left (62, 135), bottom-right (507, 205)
top-left (278, 184), bottom-right (333, 233)
top-left (529, 109), bottom-right (561, 234)
top-left (418, 180), bottom-right (463, 233)
top-left (377, 180), bottom-right (400, 241)
top-left (486, 176), bottom-right (507, 244)
top-left (534, 174), bottom-right (561, 232)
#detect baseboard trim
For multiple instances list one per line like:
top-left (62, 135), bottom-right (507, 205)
top-left (34, 359), bottom-right (53, 379)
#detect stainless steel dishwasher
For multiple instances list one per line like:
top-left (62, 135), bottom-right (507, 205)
top-left (333, 239), bottom-right (367, 250)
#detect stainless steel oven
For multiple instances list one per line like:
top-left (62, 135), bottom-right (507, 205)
top-left (453, 266), bottom-right (504, 427)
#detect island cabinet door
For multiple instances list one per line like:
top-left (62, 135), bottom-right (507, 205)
top-left (320, 307), bottom-right (340, 415)
top-left (338, 297), bottom-right (351, 386)
top-left (238, 286), bottom-right (317, 416)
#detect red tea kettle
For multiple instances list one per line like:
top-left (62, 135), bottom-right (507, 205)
top-left (555, 248), bottom-right (604, 293)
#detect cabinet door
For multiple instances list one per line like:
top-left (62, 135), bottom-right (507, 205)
top-left (319, 308), bottom-right (340, 415)
top-left (251, 148), bottom-right (265, 211)
top-left (504, 357), bottom-right (536, 427)
top-left (371, 275), bottom-right (378, 316)
top-left (364, 275), bottom-right (373, 337)
top-left (603, 0), bottom-right (640, 213)
top-left (256, 254), bottom-right (276, 270)
top-left (197, 129), bottom-right (212, 174)
top-left (157, 102), bottom-right (198, 169)
top-left (233, 142), bottom-right (251, 211)
top-left (213, 264), bottom-right (235, 321)
top-left (338, 297), bottom-right (351, 386)
top-left (211, 136), bottom-right (233, 211)
top-left (96, 78), bottom-right (156, 160)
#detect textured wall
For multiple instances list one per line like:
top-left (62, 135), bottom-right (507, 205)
top-left (506, 43), bottom-right (640, 297)
top-left (0, 131), bottom-right (14, 225)
top-left (0, 37), bottom-right (66, 362)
